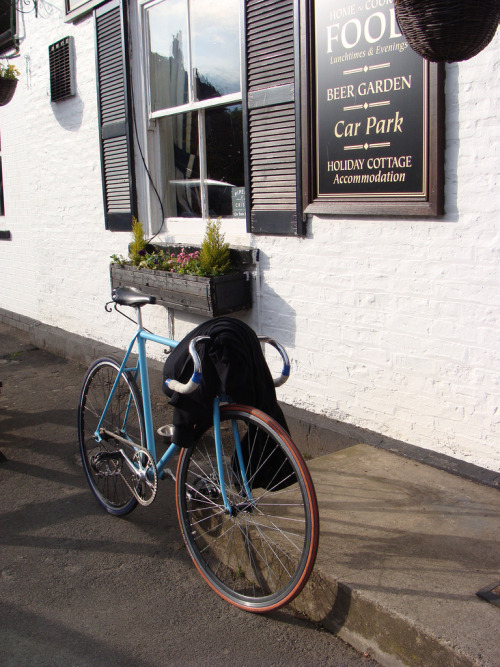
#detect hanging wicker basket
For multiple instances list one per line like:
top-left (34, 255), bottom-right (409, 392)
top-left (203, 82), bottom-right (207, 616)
top-left (394, 0), bottom-right (500, 63)
top-left (0, 77), bottom-right (17, 106)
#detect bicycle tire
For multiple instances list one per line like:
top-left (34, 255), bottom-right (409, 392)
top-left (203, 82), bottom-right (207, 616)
top-left (78, 357), bottom-right (145, 516)
top-left (176, 405), bottom-right (319, 612)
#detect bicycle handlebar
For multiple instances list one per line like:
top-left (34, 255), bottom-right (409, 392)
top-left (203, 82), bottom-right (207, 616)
top-left (164, 335), bottom-right (291, 395)
top-left (109, 288), bottom-right (291, 393)
top-left (257, 336), bottom-right (291, 387)
top-left (164, 336), bottom-right (210, 394)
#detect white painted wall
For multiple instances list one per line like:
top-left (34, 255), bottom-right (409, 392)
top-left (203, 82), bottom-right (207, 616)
top-left (0, 5), bottom-right (498, 471)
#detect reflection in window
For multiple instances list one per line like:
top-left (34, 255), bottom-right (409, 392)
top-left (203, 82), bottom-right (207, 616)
top-left (158, 104), bottom-right (243, 219)
top-left (206, 105), bottom-right (244, 217)
top-left (145, 0), bottom-right (245, 220)
top-left (158, 112), bottom-right (201, 218)
top-left (147, 0), bottom-right (189, 112)
top-left (190, 0), bottom-right (240, 102)
top-left (0, 131), bottom-right (4, 216)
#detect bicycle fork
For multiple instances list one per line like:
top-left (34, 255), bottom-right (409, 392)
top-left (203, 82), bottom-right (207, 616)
top-left (213, 398), bottom-right (254, 515)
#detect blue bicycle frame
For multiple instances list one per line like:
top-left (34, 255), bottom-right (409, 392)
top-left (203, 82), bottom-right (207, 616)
top-left (93, 308), bottom-right (253, 511)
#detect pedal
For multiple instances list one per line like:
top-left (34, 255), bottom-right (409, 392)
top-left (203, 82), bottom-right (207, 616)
top-left (157, 424), bottom-right (174, 444)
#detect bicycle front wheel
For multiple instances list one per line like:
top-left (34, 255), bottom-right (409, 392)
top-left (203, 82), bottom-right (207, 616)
top-left (176, 405), bottom-right (319, 613)
top-left (78, 357), bottom-right (145, 516)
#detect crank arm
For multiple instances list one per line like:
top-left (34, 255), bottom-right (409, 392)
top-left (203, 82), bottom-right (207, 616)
top-left (118, 448), bottom-right (158, 507)
top-left (119, 448), bottom-right (142, 475)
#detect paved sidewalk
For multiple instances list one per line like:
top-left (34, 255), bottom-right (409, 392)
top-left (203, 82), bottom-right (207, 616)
top-left (1, 321), bottom-right (499, 666)
top-left (300, 446), bottom-right (499, 666)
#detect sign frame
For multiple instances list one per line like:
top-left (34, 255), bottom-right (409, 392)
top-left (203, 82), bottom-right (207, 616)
top-left (301, 0), bottom-right (444, 216)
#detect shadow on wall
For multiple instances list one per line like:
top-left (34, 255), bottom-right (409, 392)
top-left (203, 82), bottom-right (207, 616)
top-left (255, 251), bottom-right (297, 348)
top-left (51, 94), bottom-right (84, 132)
top-left (170, 252), bottom-right (298, 348)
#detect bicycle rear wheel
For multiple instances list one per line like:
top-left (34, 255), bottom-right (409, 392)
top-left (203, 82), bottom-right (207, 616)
top-left (78, 357), bottom-right (145, 515)
top-left (176, 405), bottom-right (319, 612)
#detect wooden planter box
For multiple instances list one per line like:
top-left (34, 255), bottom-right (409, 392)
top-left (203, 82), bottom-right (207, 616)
top-left (110, 264), bottom-right (251, 317)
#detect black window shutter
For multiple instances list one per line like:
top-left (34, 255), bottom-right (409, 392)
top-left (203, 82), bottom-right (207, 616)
top-left (95, 0), bottom-right (137, 231)
top-left (244, 0), bottom-right (304, 236)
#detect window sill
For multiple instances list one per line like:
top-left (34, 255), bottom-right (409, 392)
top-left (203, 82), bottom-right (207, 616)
top-left (64, 0), bottom-right (106, 23)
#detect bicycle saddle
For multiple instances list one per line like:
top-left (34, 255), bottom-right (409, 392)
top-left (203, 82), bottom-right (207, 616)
top-left (112, 286), bottom-right (156, 307)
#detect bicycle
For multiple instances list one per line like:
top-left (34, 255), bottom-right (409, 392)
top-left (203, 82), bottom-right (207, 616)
top-left (77, 286), bottom-right (319, 613)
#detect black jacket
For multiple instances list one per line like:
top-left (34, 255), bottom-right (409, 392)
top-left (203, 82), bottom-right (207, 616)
top-left (162, 317), bottom-right (293, 490)
top-left (162, 316), bottom-right (288, 446)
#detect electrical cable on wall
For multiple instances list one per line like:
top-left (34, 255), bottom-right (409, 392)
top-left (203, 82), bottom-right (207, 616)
top-left (124, 0), bottom-right (166, 245)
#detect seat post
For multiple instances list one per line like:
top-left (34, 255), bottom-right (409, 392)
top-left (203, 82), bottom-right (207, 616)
top-left (136, 305), bottom-right (143, 331)
top-left (134, 304), bottom-right (156, 461)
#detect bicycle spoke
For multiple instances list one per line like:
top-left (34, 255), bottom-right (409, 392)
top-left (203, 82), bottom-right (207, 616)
top-left (78, 359), bottom-right (145, 515)
top-left (176, 406), bottom-right (319, 612)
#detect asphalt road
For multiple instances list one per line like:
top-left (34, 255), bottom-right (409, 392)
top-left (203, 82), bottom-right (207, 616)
top-left (0, 324), bottom-right (379, 667)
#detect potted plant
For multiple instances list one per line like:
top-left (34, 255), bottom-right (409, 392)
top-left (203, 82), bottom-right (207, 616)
top-left (110, 218), bottom-right (252, 317)
top-left (394, 0), bottom-right (500, 63)
top-left (0, 62), bottom-right (19, 106)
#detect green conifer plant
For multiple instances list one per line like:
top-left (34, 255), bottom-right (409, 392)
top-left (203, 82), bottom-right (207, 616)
top-left (199, 218), bottom-right (232, 276)
top-left (129, 217), bottom-right (147, 265)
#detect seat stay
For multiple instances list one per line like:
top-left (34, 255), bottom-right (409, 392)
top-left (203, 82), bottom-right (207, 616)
top-left (94, 331), bottom-right (141, 442)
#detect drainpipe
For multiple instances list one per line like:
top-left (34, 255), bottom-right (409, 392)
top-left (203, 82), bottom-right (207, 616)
top-left (252, 248), bottom-right (262, 335)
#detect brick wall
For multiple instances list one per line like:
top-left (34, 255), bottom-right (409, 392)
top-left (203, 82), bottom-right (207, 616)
top-left (253, 36), bottom-right (500, 471)
top-left (0, 7), bottom-right (498, 471)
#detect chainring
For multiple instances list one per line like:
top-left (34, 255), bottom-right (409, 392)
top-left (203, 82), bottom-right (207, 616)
top-left (121, 446), bottom-right (158, 507)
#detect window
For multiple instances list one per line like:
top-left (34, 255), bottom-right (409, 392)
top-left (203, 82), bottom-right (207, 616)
top-left (94, 0), bottom-right (304, 235)
top-left (0, 131), bottom-right (4, 216)
top-left (144, 0), bottom-right (244, 219)
top-left (0, 0), bottom-right (17, 54)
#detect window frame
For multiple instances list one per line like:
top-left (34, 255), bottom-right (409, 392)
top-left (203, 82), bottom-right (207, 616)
top-left (0, 0), bottom-right (18, 55)
top-left (66, 0), bottom-right (107, 23)
top-left (0, 130), bottom-right (4, 216)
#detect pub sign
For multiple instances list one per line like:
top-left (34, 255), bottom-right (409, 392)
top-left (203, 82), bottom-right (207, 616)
top-left (313, 0), bottom-right (443, 213)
